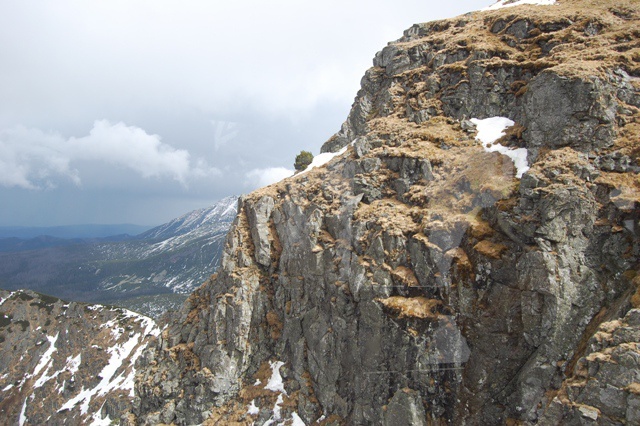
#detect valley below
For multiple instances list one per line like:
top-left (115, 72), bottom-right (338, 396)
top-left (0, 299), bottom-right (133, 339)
top-left (0, 196), bottom-right (237, 318)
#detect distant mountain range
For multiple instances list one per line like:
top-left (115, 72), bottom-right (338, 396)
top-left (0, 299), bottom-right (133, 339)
top-left (0, 223), bottom-right (153, 240)
top-left (0, 196), bottom-right (238, 317)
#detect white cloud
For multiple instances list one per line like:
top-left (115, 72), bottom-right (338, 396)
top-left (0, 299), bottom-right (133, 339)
top-left (0, 120), bottom-right (219, 189)
top-left (0, 0), bottom-right (492, 225)
top-left (0, 1), bottom-right (491, 124)
top-left (0, 126), bottom-right (77, 189)
top-left (245, 167), bottom-right (294, 189)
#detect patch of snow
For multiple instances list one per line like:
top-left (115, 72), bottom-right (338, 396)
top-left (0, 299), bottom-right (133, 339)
top-left (148, 235), bottom-right (179, 254)
top-left (119, 309), bottom-right (160, 337)
top-left (59, 385), bottom-right (91, 414)
top-left (484, 0), bottom-right (556, 10)
top-left (121, 341), bottom-right (150, 397)
top-left (254, 379), bottom-right (261, 386)
top-left (292, 412), bottom-right (306, 426)
top-left (59, 310), bottom-right (158, 414)
top-left (263, 394), bottom-right (284, 426)
top-left (299, 144), bottom-right (350, 175)
top-left (33, 333), bottom-right (59, 387)
top-left (0, 291), bottom-right (14, 306)
top-left (220, 199), bottom-right (238, 217)
top-left (264, 360), bottom-right (286, 395)
top-left (247, 399), bottom-right (259, 415)
top-left (2, 384), bottom-right (14, 391)
top-left (66, 354), bottom-right (82, 376)
top-left (470, 117), bottom-right (529, 178)
top-left (86, 304), bottom-right (103, 311)
top-left (58, 331), bottom-right (135, 415)
top-left (34, 346), bottom-right (81, 390)
top-left (273, 394), bottom-right (283, 421)
top-left (164, 276), bottom-right (179, 289)
top-left (19, 397), bottom-right (28, 426)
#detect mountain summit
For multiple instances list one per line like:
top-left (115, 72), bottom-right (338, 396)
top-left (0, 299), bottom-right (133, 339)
top-left (138, 196), bottom-right (237, 241)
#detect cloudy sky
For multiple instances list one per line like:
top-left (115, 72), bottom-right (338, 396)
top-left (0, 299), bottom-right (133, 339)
top-left (0, 0), bottom-right (490, 227)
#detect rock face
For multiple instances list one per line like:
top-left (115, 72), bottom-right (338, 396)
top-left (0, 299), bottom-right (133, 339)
top-left (0, 289), bottom-right (159, 425)
top-left (541, 307), bottom-right (640, 424)
top-left (132, 0), bottom-right (640, 424)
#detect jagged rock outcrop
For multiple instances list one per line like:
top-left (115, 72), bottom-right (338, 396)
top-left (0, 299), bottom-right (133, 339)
top-left (132, 0), bottom-right (640, 424)
top-left (541, 303), bottom-right (640, 424)
top-left (0, 289), bottom-right (159, 425)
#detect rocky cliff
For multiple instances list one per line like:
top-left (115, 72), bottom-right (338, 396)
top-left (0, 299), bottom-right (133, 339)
top-left (0, 289), bottom-right (159, 425)
top-left (131, 0), bottom-right (640, 424)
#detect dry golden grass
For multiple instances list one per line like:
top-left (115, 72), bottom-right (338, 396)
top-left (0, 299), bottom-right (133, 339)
top-left (376, 296), bottom-right (442, 319)
top-left (626, 383), bottom-right (640, 395)
top-left (355, 199), bottom-right (422, 237)
top-left (596, 172), bottom-right (640, 205)
top-left (265, 311), bottom-right (283, 340)
top-left (398, 0), bottom-right (640, 80)
top-left (473, 240), bottom-right (508, 259)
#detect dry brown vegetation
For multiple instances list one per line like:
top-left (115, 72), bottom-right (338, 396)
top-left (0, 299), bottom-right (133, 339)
top-left (376, 296), bottom-right (443, 319)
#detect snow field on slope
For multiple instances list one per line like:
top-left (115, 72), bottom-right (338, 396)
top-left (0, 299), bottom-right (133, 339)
top-left (55, 307), bottom-right (159, 416)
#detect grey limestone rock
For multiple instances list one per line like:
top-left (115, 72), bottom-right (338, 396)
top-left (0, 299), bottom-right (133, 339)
top-left (131, 1), bottom-right (640, 425)
top-left (383, 388), bottom-right (427, 426)
top-left (245, 195), bottom-right (275, 267)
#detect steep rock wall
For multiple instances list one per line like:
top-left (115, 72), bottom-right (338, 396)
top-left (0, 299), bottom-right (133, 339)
top-left (132, 0), bottom-right (640, 424)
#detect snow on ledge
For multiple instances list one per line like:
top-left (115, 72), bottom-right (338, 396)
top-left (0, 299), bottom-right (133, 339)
top-left (19, 398), bottom-right (28, 426)
top-left (298, 143), bottom-right (351, 176)
top-left (291, 412), bottom-right (306, 426)
top-left (484, 0), bottom-right (556, 10)
top-left (0, 291), bottom-right (15, 306)
top-left (470, 117), bottom-right (529, 178)
top-left (251, 360), bottom-right (309, 424)
top-left (264, 360), bottom-right (287, 395)
top-left (247, 399), bottom-right (259, 416)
